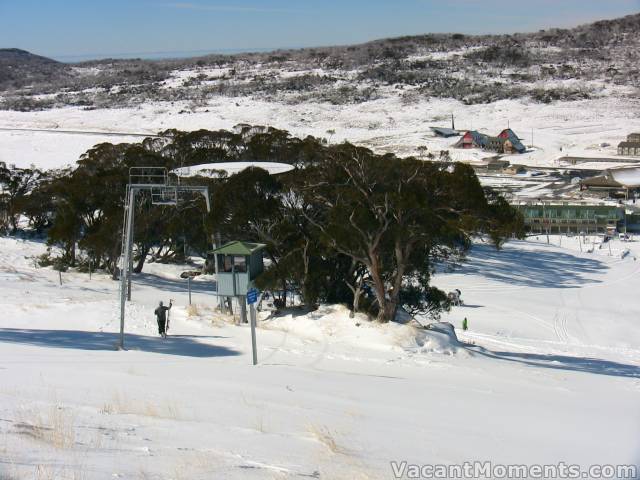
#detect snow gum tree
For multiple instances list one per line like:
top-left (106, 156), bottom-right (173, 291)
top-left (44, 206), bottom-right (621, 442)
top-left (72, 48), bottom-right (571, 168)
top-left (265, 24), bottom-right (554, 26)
top-left (15, 125), bottom-right (521, 321)
top-left (300, 145), bottom-right (520, 322)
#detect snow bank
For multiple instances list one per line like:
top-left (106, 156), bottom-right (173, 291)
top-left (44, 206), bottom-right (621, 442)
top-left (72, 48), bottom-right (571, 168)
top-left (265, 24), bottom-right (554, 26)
top-left (261, 304), bottom-right (465, 356)
top-left (415, 322), bottom-right (463, 355)
top-left (610, 167), bottom-right (640, 188)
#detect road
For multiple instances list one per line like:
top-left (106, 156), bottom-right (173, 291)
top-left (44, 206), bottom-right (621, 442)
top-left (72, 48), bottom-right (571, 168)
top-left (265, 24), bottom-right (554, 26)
top-left (560, 155), bottom-right (640, 164)
top-left (0, 126), bottom-right (162, 138)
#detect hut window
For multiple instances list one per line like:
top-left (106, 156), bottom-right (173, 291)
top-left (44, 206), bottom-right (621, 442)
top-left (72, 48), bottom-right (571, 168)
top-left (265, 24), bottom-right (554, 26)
top-left (219, 255), bottom-right (233, 272)
top-left (234, 256), bottom-right (247, 273)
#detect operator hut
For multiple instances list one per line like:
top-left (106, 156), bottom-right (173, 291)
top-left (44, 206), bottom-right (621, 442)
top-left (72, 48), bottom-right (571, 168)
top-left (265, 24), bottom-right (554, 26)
top-left (210, 241), bottom-right (266, 297)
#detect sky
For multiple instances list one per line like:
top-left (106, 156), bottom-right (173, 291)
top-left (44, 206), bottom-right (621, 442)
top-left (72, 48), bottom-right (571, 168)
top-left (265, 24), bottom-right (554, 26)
top-left (1, 0), bottom-right (639, 61)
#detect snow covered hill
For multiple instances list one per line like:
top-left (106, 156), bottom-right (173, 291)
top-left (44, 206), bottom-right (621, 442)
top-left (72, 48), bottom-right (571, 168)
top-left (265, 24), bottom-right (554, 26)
top-left (1, 14), bottom-right (639, 173)
top-left (1, 236), bottom-right (638, 479)
top-left (1, 94), bottom-right (639, 172)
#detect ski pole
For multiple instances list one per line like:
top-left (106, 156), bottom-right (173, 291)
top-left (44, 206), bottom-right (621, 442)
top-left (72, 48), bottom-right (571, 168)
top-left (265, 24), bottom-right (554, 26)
top-left (167, 299), bottom-right (174, 333)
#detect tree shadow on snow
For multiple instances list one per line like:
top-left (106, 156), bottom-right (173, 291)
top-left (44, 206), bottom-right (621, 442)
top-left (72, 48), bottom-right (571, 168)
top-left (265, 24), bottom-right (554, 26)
top-left (0, 328), bottom-right (239, 358)
top-left (132, 272), bottom-right (217, 294)
top-left (468, 345), bottom-right (640, 379)
top-left (453, 243), bottom-right (607, 288)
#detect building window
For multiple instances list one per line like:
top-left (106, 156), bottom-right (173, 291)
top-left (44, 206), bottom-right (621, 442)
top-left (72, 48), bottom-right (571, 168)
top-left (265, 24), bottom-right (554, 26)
top-left (218, 255), bottom-right (248, 273)
top-left (219, 255), bottom-right (233, 272)
top-left (234, 256), bottom-right (247, 273)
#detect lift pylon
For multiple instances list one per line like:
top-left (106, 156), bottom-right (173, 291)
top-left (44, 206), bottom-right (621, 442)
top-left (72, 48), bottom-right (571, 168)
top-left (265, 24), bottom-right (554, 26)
top-left (118, 167), bottom-right (210, 350)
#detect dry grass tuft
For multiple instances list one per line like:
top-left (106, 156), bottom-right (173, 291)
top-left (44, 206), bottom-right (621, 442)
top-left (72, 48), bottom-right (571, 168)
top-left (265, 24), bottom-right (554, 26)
top-left (15, 404), bottom-right (75, 449)
top-left (171, 451), bottom-right (224, 480)
top-left (100, 391), bottom-right (181, 420)
top-left (0, 464), bottom-right (20, 480)
top-left (33, 464), bottom-right (86, 480)
top-left (186, 304), bottom-right (200, 317)
top-left (252, 413), bottom-right (267, 433)
top-left (307, 424), bottom-right (346, 455)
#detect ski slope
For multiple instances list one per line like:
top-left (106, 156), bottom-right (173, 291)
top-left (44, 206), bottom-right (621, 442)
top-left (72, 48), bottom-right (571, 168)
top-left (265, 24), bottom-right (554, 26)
top-left (0, 236), bottom-right (639, 479)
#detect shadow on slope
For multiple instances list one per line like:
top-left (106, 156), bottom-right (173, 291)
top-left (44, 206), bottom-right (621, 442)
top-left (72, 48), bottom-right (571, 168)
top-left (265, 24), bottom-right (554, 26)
top-left (132, 272), bottom-right (217, 294)
top-left (469, 345), bottom-right (640, 379)
top-left (0, 328), bottom-right (238, 358)
top-left (454, 243), bottom-right (606, 288)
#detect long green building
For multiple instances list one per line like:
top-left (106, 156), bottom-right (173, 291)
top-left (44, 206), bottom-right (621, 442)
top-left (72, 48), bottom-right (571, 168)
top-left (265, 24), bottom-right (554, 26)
top-left (516, 203), bottom-right (623, 234)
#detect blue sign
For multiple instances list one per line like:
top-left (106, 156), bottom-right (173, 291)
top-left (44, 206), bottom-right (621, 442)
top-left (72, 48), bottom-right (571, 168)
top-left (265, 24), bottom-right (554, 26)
top-left (247, 288), bottom-right (259, 304)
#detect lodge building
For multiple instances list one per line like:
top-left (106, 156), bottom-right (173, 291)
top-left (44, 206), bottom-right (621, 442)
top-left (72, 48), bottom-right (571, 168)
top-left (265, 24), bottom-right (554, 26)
top-left (618, 133), bottom-right (640, 156)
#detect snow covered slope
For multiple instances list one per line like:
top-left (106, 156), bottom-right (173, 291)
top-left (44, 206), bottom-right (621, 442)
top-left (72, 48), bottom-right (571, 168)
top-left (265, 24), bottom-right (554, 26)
top-left (0, 236), bottom-right (638, 479)
top-left (1, 94), bottom-right (639, 171)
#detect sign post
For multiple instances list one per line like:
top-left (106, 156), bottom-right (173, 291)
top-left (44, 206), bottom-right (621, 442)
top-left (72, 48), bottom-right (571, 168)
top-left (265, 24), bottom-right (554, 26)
top-left (247, 288), bottom-right (259, 365)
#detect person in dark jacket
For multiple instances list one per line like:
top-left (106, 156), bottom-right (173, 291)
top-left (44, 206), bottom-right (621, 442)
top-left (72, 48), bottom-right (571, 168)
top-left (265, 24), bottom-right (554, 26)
top-left (154, 300), bottom-right (172, 338)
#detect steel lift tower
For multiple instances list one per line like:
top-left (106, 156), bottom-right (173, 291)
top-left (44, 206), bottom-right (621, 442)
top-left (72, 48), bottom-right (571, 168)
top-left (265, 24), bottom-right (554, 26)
top-left (118, 167), bottom-right (210, 349)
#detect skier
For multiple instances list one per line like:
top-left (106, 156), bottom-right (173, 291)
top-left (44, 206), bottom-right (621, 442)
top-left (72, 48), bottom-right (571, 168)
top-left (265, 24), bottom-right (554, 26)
top-left (154, 300), bottom-right (172, 339)
top-left (462, 317), bottom-right (468, 331)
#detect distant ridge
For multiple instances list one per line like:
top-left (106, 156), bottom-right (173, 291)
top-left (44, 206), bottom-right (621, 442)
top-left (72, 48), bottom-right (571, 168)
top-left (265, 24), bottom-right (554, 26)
top-left (1, 12), bottom-right (638, 109)
top-left (4, 13), bottom-right (639, 66)
top-left (0, 48), bottom-right (67, 89)
top-left (0, 48), bottom-right (59, 64)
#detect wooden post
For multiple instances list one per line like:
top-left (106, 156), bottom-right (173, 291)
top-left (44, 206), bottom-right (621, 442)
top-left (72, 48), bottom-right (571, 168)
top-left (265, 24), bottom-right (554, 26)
top-left (240, 296), bottom-right (248, 325)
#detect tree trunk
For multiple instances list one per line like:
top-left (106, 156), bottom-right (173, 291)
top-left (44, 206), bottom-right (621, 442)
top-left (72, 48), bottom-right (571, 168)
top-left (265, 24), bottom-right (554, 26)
top-left (369, 256), bottom-right (388, 322)
top-left (9, 212), bottom-right (18, 234)
top-left (384, 240), bottom-right (409, 323)
top-left (281, 279), bottom-right (288, 307)
top-left (351, 284), bottom-right (362, 319)
top-left (69, 240), bottom-right (76, 267)
top-left (110, 238), bottom-right (121, 280)
top-left (371, 242), bottom-right (409, 322)
top-left (382, 301), bottom-right (398, 323)
top-left (301, 239), bottom-right (314, 310)
top-left (347, 262), bottom-right (365, 319)
top-left (133, 244), bottom-right (150, 273)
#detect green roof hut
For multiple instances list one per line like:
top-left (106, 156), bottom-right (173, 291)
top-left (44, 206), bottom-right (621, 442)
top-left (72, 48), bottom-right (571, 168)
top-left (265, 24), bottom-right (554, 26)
top-left (210, 241), bottom-right (266, 297)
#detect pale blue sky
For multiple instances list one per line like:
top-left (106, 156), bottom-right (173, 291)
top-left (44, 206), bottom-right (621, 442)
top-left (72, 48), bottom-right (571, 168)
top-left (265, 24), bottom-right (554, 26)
top-left (1, 0), bottom-right (638, 61)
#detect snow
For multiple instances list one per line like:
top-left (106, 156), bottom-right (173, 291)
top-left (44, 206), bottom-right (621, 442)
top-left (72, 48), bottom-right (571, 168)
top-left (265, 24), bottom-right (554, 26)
top-left (415, 322), bottom-right (463, 356)
top-left (406, 46), bottom-right (483, 62)
top-left (0, 126), bottom-right (148, 170)
top-left (2, 73), bottom-right (640, 476)
top-left (1, 236), bottom-right (639, 478)
top-left (173, 161), bottom-right (295, 178)
top-left (610, 167), bottom-right (640, 188)
top-left (261, 304), bottom-right (459, 355)
top-left (1, 94), bottom-right (639, 171)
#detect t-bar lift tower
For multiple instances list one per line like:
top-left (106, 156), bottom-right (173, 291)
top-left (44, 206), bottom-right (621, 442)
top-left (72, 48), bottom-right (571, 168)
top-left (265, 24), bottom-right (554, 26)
top-left (118, 167), bottom-right (210, 349)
